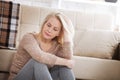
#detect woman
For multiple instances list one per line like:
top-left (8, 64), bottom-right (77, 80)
top-left (8, 12), bottom-right (75, 80)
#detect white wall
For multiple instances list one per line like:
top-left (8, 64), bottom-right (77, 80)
top-left (12, 0), bottom-right (119, 30)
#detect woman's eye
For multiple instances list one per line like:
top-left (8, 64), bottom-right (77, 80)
top-left (47, 23), bottom-right (51, 27)
top-left (47, 24), bottom-right (50, 27)
top-left (54, 28), bottom-right (58, 31)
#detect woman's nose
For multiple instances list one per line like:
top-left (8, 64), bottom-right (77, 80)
top-left (48, 28), bottom-right (52, 33)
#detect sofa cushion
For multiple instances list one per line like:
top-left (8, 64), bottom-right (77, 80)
top-left (72, 56), bottom-right (120, 79)
top-left (74, 30), bottom-right (120, 59)
top-left (0, 49), bottom-right (16, 72)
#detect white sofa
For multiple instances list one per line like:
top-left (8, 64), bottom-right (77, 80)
top-left (0, 5), bottom-right (120, 80)
top-left (73, 30), bottom-right (120, 80)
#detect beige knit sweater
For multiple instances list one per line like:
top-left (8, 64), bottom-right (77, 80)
top-left (8, 33), bottom-right (73, 80)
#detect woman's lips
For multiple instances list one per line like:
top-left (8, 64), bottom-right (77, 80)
top-left (45, 32), bottom-right (51, 37)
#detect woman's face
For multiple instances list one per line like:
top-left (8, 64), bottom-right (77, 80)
top-left (41, 17), bottom-right (62, 40)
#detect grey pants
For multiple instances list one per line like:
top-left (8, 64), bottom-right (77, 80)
top-left (14, 59), bottom-right (75, 80)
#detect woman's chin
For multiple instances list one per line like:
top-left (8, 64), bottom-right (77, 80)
top-left (43, 36), bottom-right (52, 40)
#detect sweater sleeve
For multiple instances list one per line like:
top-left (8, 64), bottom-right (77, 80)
top-left (20, 33), bottom-right (57, 65)
top-left (56, 42), bottom-right (73, 59)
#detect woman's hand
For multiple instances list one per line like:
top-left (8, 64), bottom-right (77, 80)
top-left (58, 13), bottom-right (74, 43)
top-left (55, 57), bottom-right (75, 69)
top-left (66, 59), bottom-right (75, 69)
top-left (64, 28), bottom-right (72, 43)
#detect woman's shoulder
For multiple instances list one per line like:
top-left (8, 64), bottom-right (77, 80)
top-left (22, 32), bottom-right (37, 38)
top-left (20, 32), bottom-right (38, 42)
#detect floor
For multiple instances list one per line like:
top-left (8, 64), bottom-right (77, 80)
top-left (76, 79), bottom-right (91, 80)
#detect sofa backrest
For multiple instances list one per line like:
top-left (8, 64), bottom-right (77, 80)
top-left (74, 30), bottom-right (120, 59)
top-left (17, 5), bottom-right (115, 45)
top-left (16, 5), bottom-right (118, 59)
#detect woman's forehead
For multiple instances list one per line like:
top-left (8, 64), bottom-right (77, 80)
top-left (47, 17), bottom-right (62, 28)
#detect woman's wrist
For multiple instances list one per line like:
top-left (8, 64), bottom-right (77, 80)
top-left (55, 57), bottom-right (74, 68)
top-left (55, 57), bottom-right (68, 66)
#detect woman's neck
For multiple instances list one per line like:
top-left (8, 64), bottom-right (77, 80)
top-left (38, 33), bottom-right (52, 44)
top-left (36, 33), bottom-right (54, 52)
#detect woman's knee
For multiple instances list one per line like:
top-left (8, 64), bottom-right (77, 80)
top-left (59, 66), bottom-right (70, 70)
top-left (33, 59), bottom-right (48, 71)
top-left (33, 60), bottom-right (52, 80)
top-left (59, 66), bottom-right (75, 80)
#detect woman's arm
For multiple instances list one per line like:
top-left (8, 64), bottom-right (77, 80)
top-left (56, 42), bottom-right (73, 59)
top-left (55, 56), bottom-right (74, 69)
top-left (55, 42), bottom-right (74, 68)
top-left (21, 33), bottom-right (74, 68)
top-left (21, 33), bottom-right (57, 65)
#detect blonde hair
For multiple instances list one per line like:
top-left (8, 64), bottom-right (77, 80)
top-left (40, 12), bottom-right (64, 45)
top-left (40, 12), bottom-right (74, 46)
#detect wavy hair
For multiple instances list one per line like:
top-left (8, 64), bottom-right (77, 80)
top-left (40, 12), bottom-right (64, 45)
